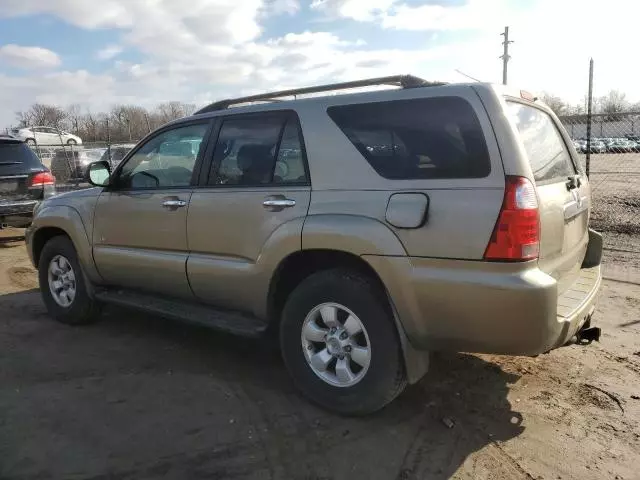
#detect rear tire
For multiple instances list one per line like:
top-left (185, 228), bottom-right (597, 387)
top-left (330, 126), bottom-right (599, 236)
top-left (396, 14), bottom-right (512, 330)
top-left (38, 235), bottom-right (101, 325)
top-left (67, 139), bottom-right (77, 146)
top-left (26, 139), bottom-right (36, 147)
top-left (280, 268), bottom-right (406, 415)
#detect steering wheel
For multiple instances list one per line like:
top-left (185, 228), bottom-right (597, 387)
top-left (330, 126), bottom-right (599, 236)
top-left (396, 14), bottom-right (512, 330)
top-left (132, 170), bottom-right (160, 188)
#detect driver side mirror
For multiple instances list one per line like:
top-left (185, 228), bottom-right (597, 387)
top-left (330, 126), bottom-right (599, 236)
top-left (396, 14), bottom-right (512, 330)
top-left (87, 161), bottom-right (111, 187)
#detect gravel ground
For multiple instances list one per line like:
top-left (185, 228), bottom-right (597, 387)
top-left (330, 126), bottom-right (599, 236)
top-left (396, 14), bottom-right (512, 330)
top-left (583, 153), bottom-right (640, 238)
top-left (0, 229), bottom-right (638, 480)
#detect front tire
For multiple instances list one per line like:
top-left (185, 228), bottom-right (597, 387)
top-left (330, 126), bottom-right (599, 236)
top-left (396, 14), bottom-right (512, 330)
top-left (280, 269), bottom-right (406, 415)
top-left (67, 139), bottom-right (77, 146)
top-left (38, 235), bottom-right (101, 325)
top-left (26, 138), bottom-right (36, 147)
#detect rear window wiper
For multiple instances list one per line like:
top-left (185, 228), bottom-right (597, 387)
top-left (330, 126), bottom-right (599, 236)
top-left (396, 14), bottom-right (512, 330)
top-left (0, 161), bottom-right (22, 165)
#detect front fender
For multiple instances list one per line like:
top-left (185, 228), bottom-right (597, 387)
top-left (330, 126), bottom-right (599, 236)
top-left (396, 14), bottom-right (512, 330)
top-left (27, 205), bottom-right (101, 283)
top-left (302, 214), bottom-right (407, 256)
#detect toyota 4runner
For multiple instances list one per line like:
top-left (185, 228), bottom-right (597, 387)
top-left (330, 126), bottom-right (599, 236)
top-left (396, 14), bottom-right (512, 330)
top-left (26, 75), bottom-right (603, 415)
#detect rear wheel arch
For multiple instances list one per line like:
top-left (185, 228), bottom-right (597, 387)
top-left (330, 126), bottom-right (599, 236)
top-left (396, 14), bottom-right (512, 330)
top-left (267, 249), bottom-right (430, 384)
top-left (267, 249), bottom-right (389, 326)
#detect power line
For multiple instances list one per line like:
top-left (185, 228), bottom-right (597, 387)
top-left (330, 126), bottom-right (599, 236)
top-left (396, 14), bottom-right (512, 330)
top-left (500, 26), bottom-right (513, 85)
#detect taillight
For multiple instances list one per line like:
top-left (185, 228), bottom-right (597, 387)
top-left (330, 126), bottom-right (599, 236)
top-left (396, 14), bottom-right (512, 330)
top-left (29, 171), bottom-right (55, 188)
top-left (484, 176), bottom-right (539, 261)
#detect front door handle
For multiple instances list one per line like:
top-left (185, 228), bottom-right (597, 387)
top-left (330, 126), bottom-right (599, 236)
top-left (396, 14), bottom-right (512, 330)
top-left (263, 196), bottom-right (296, 211)
top-left (162, 199), bottom-right (187, 209)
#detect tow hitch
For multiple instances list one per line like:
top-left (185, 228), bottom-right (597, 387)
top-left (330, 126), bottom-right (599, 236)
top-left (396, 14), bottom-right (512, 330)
top-left (576, 326), bottom-right (601, 345)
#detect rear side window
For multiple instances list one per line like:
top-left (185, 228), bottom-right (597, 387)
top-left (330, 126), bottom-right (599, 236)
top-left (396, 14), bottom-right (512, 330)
top-left (275, 119), bottom-right (308, 184)
top-left (508, 102), bottom-right (575, 183)
top-left (0, 142), bottom-right (42, 170)
top-left (209, 114), bottom-right (309, 186)
top-left (327, 97), bottom-right (491, 180)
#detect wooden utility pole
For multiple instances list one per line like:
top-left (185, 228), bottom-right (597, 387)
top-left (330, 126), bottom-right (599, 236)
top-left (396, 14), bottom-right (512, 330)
top-left (500, 26), bottom-right (513, 85)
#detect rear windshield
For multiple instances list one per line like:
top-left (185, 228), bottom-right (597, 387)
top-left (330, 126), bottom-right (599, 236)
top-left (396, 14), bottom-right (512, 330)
top-left (327, 97), bottom-right (491, 180)
top-left (508, 102), bottom-right (576, 183)
top-left (0, 142), bottom-right (42, 170)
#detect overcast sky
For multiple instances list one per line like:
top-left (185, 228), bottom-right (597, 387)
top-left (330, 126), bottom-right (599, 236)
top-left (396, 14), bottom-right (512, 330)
top-left (0, 0), bottom-right (636, 128)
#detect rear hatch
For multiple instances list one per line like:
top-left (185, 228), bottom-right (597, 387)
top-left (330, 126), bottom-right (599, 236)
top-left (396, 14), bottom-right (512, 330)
top-left (0, 141), bottom-right (47, 204)
top-left (507, 101), bottom-right (590, 293)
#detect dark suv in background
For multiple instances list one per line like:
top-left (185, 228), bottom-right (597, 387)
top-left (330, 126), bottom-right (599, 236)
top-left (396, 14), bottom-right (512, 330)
top-left (0, 135), bottom-right (55, 228)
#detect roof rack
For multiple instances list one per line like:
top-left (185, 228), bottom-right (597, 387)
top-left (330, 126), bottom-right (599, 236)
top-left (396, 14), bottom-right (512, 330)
top-left (194, 74), bottom-right (443, 115)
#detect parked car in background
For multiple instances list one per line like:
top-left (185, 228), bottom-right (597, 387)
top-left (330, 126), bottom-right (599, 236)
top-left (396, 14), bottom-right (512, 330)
top-left (26, 77), bottom-right (603, 415)
top-left (0, 135), bottom-right (55, 228)
top-left (589, 140), bottom-right (607, 153)
top-left (12, 127), bottom-right (83, 146)
top-left (572, 140), bottom-right (586, 153)
top-left (625, 136), bottom-right (640, 152)
top-left (602, 138), bottom-right (615, 149)
top-left (50, 148), bottom-right (106, 184)
top-left (100, 144), bottom-right (136, 170)
top-left (608, 138), bottom-right (635, 153)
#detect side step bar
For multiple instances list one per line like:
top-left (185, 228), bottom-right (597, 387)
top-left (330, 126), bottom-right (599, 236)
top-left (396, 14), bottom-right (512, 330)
top-left (95, 288), bottom-right (268, 338)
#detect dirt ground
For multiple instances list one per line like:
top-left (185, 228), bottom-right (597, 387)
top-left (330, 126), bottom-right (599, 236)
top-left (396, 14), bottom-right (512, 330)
top-left (0, 228), bottom-right (638, 480)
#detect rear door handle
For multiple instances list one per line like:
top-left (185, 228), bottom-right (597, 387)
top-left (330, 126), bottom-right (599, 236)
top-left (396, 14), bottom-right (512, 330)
top-left (162, 199), bottom-right (187, 208)
top-left (263, 197), bottom-right (296, 211)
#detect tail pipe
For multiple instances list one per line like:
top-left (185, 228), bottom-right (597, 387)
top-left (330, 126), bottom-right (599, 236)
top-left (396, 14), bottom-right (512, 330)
top-left (576, 316), bottom-right (601, 345)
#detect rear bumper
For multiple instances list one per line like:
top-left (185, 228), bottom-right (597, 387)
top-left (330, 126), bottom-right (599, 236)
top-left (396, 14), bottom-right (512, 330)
top-left (0, 200), bottom-right (38, 226)
top-left (364, 255), bottom-right (602, 356)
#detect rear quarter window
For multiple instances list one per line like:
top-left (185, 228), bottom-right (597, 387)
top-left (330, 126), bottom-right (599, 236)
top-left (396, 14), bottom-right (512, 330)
top-left (327, 96), bottom-right (491, 180)
top-left (508, 102), bottom-right (575, 183)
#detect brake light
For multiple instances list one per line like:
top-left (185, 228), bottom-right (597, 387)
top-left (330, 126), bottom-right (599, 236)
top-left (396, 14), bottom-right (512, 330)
top-left (29, 171), bottom-right (55, 187)
top-left (520, 90), bottom-right (536, 101)
top-left (484, 176), bottom-right (539, 261)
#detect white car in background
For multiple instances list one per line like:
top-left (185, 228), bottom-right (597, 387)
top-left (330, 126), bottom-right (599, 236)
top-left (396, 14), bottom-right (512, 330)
top-left (11, 127), bottom-right (83, 146)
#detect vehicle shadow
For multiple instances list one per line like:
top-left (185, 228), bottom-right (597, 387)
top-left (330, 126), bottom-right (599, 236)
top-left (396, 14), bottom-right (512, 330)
top-left (0, 227), bottom-right (26, 246)
top-left (0, 298), bottom-right (525, 480)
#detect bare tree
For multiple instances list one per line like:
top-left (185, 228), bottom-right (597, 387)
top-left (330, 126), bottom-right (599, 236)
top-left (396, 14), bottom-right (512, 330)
top-left (540, 93), bottom-right (569, 116)
top-left (16, 104), bottom-right (68, 128)
top-left (599, 90), bottom-right (629, 114)
top-left (156, 102), bottom-right (196, 122)
top-left (66, 104), bottom-right (82, 134)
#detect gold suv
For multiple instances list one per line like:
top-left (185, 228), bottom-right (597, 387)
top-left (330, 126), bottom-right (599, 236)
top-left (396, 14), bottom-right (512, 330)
top-left (26, 76), bottom-right (603, 414)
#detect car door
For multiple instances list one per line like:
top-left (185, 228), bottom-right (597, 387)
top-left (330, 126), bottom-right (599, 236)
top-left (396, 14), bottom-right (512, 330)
top-left (187, 112), bottom-right (311, 316)
top-left (41, 127), bottom-right (59, 146)
top-left (32, 128), bottom-right (46, 145)
top-left (93, 120), bottom-right (212, 299)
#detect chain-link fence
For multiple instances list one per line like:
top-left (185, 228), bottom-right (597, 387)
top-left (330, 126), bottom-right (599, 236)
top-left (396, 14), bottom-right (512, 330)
top-left (27, 140), bottom-right (136, 193)
top-left (559, 113), bottom-right (640, 239)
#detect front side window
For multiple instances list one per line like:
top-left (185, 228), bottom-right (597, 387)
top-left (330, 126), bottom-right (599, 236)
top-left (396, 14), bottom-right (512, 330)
top-left (508, 102), bottom-right (576, 183)
top-left (117, 123), bottom-right (208, 189)
top-left (327, 97), bottom-right (491, 180)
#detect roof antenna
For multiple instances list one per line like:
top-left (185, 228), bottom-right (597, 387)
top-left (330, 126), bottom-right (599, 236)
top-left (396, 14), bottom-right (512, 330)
top-left (455, 69), bottom-right (482, 82)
